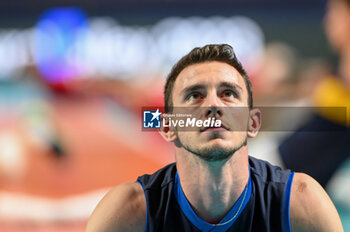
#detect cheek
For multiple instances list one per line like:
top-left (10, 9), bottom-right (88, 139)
top-left (231, 132), bottom-right (248, 141)
top-left (225, 109), bottom-right (249, 131)
top-left (177, 131), bottom-right (197, 141)
top-left (325, 8), bottom-right (350, 48)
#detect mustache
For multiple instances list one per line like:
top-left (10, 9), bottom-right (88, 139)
top-left (199, 119), bottom-right (230, 132)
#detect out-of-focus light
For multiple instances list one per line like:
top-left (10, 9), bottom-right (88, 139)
top-left (1, 15), bottom-right (264, 81)
top-left (0, 29), bottom-right (30, 78)
top-left (34, 7), bottom-right (88, 85)
top-left (154, 16), bottom-right (264, 76)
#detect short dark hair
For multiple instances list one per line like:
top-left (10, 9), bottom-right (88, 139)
top-left (164, 44), bottom-right (253, 112)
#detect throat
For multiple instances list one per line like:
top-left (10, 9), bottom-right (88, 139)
top-left (174, 169), bottom-right (251, 226)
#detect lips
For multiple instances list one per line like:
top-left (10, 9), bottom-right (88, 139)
top-left (200, 124), bottom-right (229, 132)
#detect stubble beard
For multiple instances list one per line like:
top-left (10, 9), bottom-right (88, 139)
top-left (177, 131), bottom-right (248, 162)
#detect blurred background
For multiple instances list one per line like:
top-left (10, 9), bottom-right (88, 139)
top-left (1, 0), bottom-right (350, 231)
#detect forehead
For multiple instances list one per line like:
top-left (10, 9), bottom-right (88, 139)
top-left (172, 61), bottom-right (247, 97)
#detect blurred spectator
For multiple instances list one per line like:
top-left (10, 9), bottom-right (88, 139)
top-left (279, 0), bottom-right (350, 187)
top-left (277, 2), bottom-right (350, 230)
top-left (248, 42), bottom-right (333, 166)
top-left (253, 42), bottom-right (298, 105)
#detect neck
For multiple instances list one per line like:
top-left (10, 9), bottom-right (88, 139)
top-left (175, 146), bottom-right (249, 223)
top-left (339, 46), bottom-right (350, 90)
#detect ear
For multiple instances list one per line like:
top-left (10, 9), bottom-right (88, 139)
top-left (247, 108), bottom-right (261, 138)
top-left (158, 116), bottom-right (177, 142)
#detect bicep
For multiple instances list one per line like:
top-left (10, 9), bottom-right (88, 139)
top-left (290, 173), bottom-right (343, 232)
top-left (86, 182), bottom-right (146, 232)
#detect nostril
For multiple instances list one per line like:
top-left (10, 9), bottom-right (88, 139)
top-left (205, 109), bottom-right (212, 117)
top-left (205, 107), bottom-right (222, 117)
top-left (217, 109), bottom-right (223, 117)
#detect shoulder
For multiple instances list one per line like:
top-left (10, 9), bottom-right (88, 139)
top-left (290, 172), bottom-right (343, 232)
top-left (249, 156), bottom-right (290, 183)
top-left (138, 162), bottom-right (177, 190)
top-left (86, 182), bottom-right (146, 232)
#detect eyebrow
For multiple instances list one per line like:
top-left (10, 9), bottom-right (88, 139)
top-left (180, 81), bottom-right (243, 100)
top-left (219, 82), bottom-right (243, 93)
top-left (180, 84), bottom-right (206, 97)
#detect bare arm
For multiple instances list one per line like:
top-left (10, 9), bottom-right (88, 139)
top-left (86, 182), bottom-right (146, 232)
top-left (290, 173), bottom-right (343, 232)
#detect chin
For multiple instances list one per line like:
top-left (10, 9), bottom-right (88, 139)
top-left (204, 140), bottom-right (233, 150)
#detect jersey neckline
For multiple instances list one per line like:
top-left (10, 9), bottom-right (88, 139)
top-left (174, 167), bottom-right (252, 232)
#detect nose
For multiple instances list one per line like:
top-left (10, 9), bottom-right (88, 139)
top-left (204, 91), bottom-right (223, 118)
top-left (205, 107), bottom-right (223, 118)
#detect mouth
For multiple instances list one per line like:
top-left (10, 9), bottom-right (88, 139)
top-left (200, 124), bottom-right (229, 133)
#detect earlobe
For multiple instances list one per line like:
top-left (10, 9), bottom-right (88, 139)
top-left (247, 108), bottom-right (261, 138)
top-left (158, 117), bottom-right (177, 142)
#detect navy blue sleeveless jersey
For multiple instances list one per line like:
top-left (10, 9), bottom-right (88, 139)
top-left (136, 156), bottom-right (294, 232)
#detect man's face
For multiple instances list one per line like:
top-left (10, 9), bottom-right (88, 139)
top-left (170, 61), bottom-right (251, 161)
top-left (324, 0), bottom-right (350, 52)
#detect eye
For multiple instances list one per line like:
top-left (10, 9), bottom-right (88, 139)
top-left (221, 90), bottom-right (238, 99)
top-left (186, 92), bottom-right (203, 102)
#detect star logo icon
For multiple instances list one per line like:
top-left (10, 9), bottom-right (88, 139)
top-left (150, 109), bottom-right (161, 121)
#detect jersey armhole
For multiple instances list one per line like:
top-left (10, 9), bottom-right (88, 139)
top-left (283, 171), bottom-right (295, 232)
top-left (136, 180), bottom-right (149, 232)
